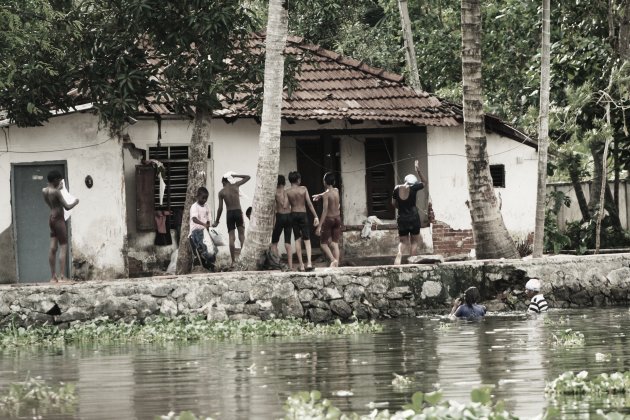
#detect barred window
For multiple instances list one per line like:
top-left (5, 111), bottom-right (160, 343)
top-left (490, 164), bottom-right (505, 188)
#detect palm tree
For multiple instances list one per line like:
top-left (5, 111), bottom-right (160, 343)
top-left (460, 0), bottom-right (519, 259)
top-left (238, 0), bottom-right (289, 269)
top-left (533, 0), bottom-right (551, 258)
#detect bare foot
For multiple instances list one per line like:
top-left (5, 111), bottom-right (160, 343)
top-left (298, 265), bottom-right (305, 272)
top-left (49, 276), bottom-right (58, 283)
top-left (330, 260), bottom-right (338, 267)
top-left (394, 253), bottom-right (402, 265)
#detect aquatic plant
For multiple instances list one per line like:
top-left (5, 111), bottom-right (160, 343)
top-left (0, 376), bottom-right (76, 417)
top-left (281, 387), bottom-right (519, 419)
top-left (157, 411), bottom-right (214, 420)
top-left (595, 352), bottom-right (612, 362)
top-left (551, 328), bottom-right (585, 347)
top-left (0, 317), bottom-right (382, 349)
top-left (391, 373), bottom-right (414, 390)
top-left (546, 371), bottom-right (630, 396)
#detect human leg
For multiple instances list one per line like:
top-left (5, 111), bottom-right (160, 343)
top-left (284, 242), bottom-right (293, 270)
top-left (304, 240), bottom-right (313, 270)
top-left (295, 238), bottom-right (304, 270)
top-left (410, 234), bottom-right (420, 258)
top-left (48, 237), bottom-right (58, 282)
top-left (331, 242), bottom-right (340, 267)
top-left (58, 244), bottom-right (68, 280)
top-left (237, 225), bottom-right (245, 249)
top-left (320, 242), bottom-right (335, 266)
top-left (228, 230), bottom-right (236, 263)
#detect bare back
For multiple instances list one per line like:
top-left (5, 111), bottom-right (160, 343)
top-left (42, 187), bottom-right (65, 218)
top-left (219, 184), bottom-right (242, 211)
top-left (275, 188), bottom-right (290, 214)
top-left (324, 188), bottom-right (341, 218)
top-left (286, 185), bottom-right (307, 212)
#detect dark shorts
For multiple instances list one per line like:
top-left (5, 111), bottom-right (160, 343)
top-left (291, 212), bottom-right (310, 240)
top-left (226, 209), bottom-right (244, 232)
top-left (320, 216), bottom-right (342, 243)
top-left (49, 214), bottom-right (68, 245)
top-left (397, 214), bottom-right (421, 237)
top-left (272, 213), bottom-right (292, 244)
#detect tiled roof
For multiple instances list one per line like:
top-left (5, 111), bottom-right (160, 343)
top-left (139, 35), bottom-right (461, 127)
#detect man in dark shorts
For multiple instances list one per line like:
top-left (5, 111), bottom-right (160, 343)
top-left (213, 172), bottom-right (250, 263)
top-left (271, 175), bottom-right (293, 270)
top-left (314, 172), bottom-right (342, 267)
top-left (392, 160), bottom-right (426, 265)
top-left (286, 171), bottom-right (319, 271)
top-left (42, 170), bottom-right (79, 282)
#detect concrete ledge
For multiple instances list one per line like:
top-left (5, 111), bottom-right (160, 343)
top-left (2, 254), bottom-right (630, 326)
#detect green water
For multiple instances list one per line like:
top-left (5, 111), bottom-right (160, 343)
top-left (0, 308), bottom-right (629, 419)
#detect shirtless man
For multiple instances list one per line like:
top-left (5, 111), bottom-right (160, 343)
top-left (213, 172), bottom-right (250, 263)
top-left (42, 170), bottom-right (79, 282)
top-left (314, 172), bottom-right (341, 267)
top-left (271, 175), bottom-right (293, 270)
top-left (286, 171), bottom-right (319, 271)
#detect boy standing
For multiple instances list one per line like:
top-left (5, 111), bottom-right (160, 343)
top-left (213, 172), bottom-right (250, 263)
top-left (314, 172), bottom-right (341, 267)
top-left (525, 278), bottom-right (549, 314)
top-left (286, 171), bottom-right (319, 271)
top-left (271, 175), bottom-right (293, 270)
top-left (189, 187), bottom-right (215, 270)
top-left (42, 170), bottom-right (79, 282)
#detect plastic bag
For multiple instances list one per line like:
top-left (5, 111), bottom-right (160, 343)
top-left (166, 249), bottom-right (178, 274)
top-left (202, 229), bottom-right (218, 257)
top-left (209, 228), bottom-right (226, 246)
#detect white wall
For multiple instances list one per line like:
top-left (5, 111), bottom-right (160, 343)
top-left (0, 113), bottom-right (127, 280)
top-left (426, 125), bottom-right (537, 237)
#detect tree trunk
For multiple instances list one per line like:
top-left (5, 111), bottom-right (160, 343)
top-left (397, 0), bottom-right (422, 90)
top-left (176, 105), bottom-right (212, 274)
top-left (460, 0), bottom-right (519, 259)
top-left (567, 159), bottom-right (590, 221)
top-left (619, 0), bottom-right (630, 59)
top-left (237, 0), bottom-right (288, 270)
top-left (533, 0), bottom-right (551, 258)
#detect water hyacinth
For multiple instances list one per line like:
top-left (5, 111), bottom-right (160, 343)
top-left (0, 377), bottom-right (76, 417)
top-left (392, 373), bottom-right (415, 390)
top-left (551, 328), bottom-right (585, 347)
top-left (0, 317), bottom-right (383, 349)
top-left (546, 371), bottom-right (630, 396)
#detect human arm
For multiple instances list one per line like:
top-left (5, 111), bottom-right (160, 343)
top-left (212, 194), bottom-right (223, 227)
top-left (449, 297), bottom-right (462, 317)
top-left (316, 194), bottom-right (329, 235)
top-left (56, 189), bottom-right (79, 210)
top-left (414, 160), bottom-right (428, 185)
top-left (233, 174), bottom-right (251, 186)
top-left (304, 188), bottom-right (319, 226)
top-left (391, 187), bottom-right (399, 209)
top-left (312, 191), bottom-right (326, 202)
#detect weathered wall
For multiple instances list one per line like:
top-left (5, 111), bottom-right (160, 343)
top-left (2, 254), bottom-right (630, 327)
top-left (426, 125), bottom-right (538, 238)
top-left (0, 113), bottom-right (128, 282)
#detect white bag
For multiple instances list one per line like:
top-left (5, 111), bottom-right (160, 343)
top-left (60, 179), bottom-right (76, 221)
top-left (202, 229), bottom-right (218, 257)
top-left (166, 249), bottom-right (178, 274)
top-left (209, 228), bottom-right (226, 246)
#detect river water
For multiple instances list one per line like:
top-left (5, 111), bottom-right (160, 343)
top-left (1, 308), bottom-right (629, 419)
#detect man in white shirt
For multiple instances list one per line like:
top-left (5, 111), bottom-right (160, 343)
top-left (189, 187), bottom-right (214, 270)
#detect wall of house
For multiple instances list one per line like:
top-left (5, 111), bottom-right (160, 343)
top-left (426, 125), bottom-right (538, 254)
top-left (0, 113), bottom-right (127, 282)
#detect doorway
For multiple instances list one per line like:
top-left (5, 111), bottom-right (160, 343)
top-left (12, 162), bottom-right (69, 282)
top-left (296, 136), bottom-right (341, 248)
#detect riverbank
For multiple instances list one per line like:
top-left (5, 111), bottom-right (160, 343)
top-left (1, 253), bottom-right (629, 326)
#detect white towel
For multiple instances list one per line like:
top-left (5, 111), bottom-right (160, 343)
top-left (60, 179), bottom-right (76, 221)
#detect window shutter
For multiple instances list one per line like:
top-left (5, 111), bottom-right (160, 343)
top-left (136, 165), bottom-right (155, 231)
top-left (365, 138), bottom-right (395, 219)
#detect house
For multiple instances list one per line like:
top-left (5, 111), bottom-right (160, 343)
top-left (0, 36), bottom-right (537, 283)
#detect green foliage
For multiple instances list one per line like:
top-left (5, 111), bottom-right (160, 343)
top-left (551, 328), bottom-right (585, 348)
top-left (0, 376), bottom-right (76, 417)
top-left (544, 191), bottom-right (572, 254)
top-left (565, 218), bottom-right (630, 253)
top-left (157, 411), bottom-right (214, 420)
top-left (546, 371), bottom-right (630, 396)
top-left (0, 316), bottom-right (382, 349)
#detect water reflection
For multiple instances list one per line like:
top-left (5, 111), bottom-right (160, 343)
top-left (0, 308), bottom-right (629, 419)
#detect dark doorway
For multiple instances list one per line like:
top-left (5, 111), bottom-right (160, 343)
top-left (12, 162), bottom-right (69, 282)
top-left (295, 136), bottom-right (341, 248)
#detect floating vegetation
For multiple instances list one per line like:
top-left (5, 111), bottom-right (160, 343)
top-left (437, 322), bottom-right (451, 330)
top-left (551, 328), bottom-right (585, 347)
top-left (391, 373), bottom-right (415, 389)
top-left (544, 316), bottom-right (570, 327)
top-left (157, 411), bottom-right (214, 420)
top-left (0, 317), bottom-right (382, 349)
top-left (596, 352), bottom-right (612, 362)
top-left (281, 387), bottom-right (519, 419)
top-left (0, 376), bottom-right (76, 418)
top-left (546, 371), bottom-right (630, 396)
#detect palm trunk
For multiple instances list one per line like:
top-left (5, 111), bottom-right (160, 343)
top-left (461, 0), bottom-right (518, 259)
top-left (237, 0), bottom-right (288, 270)
top-left (397, 0), bottom-right (422, 90)
top-left (567, 158), bottom-right (590, 221)
top-left (533, 0), bottom-right (551, 258)
top-left (176, 105), bottom-right (212, 274)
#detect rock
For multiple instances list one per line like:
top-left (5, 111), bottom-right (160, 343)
top-left (484, 300), bottom-right (507, 312)
top-left (298, 289), bottom-right (315, 302)
top-left (150, 284), bottom-right (173, 297)
top-left (408, 254), bottom-right (445, 264)
top-left (250, 283), bottom-right (273, 301)
top-left (207, 305), bottom-right (228, 321)
top-left (273, 282), bottom-right (297, 299)
top-left (244, 303), bottom-right (260, 315)
top-left (171, 286), bottom-right (188, 300)
top-left (330, 300), bottom-right (353, 319)
top-left (309, 307), bottom-right (332, 323)
top-left (344, 285), bottom-right (365, 303)
top-left (322, 287), bottom-right (342, 300)
top-left (160, 299), bottom-right (178, 317)
top-left (349, 277), bottom-right (371, 287)
top-left (221, 291), bottom-right (249, 305)
top-left (367, 278), bottom-right (389, 294)
top-left (209, 281), bottom-right (229, 296)
top-left (0, 303), bottom-right (10, 317)
top-left (310, 300), bottom-right (330, 310)
top-left (292, 276), bottom-right (324, 289)
top-left (185, 285), bottom-right (216, 308)
top-left (351, 302), bottom-right (371, 319)
top-left (386, 286), bottom-right (412, 300)
top-left (56, 307), bottom-right (92, 323)
top-left (421, 281), bottom-right (442, 299)
top-left (231, 279), bottom-right (253, 292)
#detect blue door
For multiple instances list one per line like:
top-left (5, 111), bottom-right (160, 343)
top-left (12, 163), bottom-right (69, 282)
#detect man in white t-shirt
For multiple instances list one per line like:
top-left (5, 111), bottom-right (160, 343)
top-left (189, 187), bottom-right (214, 270)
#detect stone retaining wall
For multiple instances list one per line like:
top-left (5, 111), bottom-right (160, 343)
top-left (2, 254), bottom-right (630, 327)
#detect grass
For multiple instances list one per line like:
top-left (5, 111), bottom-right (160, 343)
top-left (0, 376), bottom-right (76, 418)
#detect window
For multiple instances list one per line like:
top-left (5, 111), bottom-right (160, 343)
top-left (365, 138), bottom-right (395, 219)
top-left (490, 164), bottom-right (505, 188)
top-left (148, 145), bottom-right (190, 209)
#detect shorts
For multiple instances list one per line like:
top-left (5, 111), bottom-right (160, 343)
top-left (291, 212), bottom-right (310, 240)
top-left (272, 213), bottom-right (292, 244)
top-left (397, 214), bottom-right (421, 236)
top-left (226, 209), bottom-right (244, 232)
top-left (49, 214), bottom-right (68, 245)
top-left (320, 216), bottom-right (342, 243)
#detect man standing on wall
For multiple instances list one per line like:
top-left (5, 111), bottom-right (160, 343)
top-left (286, 171), bottom-right (319, 271)
top-left (314, 172), bottom-right (342, 267)
top-left (213, 172), bottom-right (250, 263)
top-left (42, 170), bottom-right (79, 282)
top-left (271, 175), bottom-right (293, 270)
